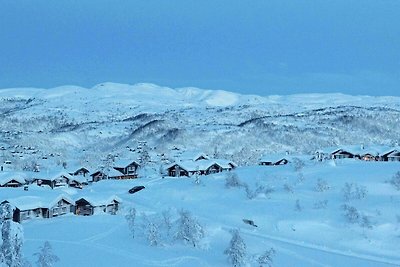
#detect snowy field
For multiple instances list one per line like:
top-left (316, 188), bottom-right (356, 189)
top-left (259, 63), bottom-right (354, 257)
top-left (4, 159), bottom-right (400, 266)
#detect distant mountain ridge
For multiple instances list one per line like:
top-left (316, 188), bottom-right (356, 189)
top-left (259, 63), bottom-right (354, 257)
top-left (1, 83), bottom-right (399, 168)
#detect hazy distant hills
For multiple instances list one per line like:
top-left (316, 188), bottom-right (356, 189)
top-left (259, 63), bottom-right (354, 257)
top-left (1, 83), bottom-right (399, 168)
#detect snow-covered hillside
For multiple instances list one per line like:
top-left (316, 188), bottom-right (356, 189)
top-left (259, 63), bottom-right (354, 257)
top-left (1, 83), bottom-right (400, 170)
top-left (1, 83), bottom-right (400, 266)
top-left (2, 159), bottom-right (400, 266)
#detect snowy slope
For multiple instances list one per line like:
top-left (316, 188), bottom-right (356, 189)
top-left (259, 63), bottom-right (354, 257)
top-left (3, 160), bottom-right (399, 266)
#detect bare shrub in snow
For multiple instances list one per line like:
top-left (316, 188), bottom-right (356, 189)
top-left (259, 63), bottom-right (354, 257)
top-left (341, 204), bottom-right (360, 224)
top-left (292, 158), bottom-right (305, 172)
top-left (390, 171), bottom-right (400, 190)
top-left (313, 200), bottom-right (328, 209)
top-left (342, 182), bottom-right (367, 201)
top-left (295, 199), bottom-right (302, 212)
top-left (125, 207), bottom-right (137, 239)
top-left (360, 215), bottom-right (373, 230)
top-left (243, 183), bottom-right (274, 199)
top-left (283, 183), bottom-right (294, 194)
top-left (224, 229), bottom-right (247, 267)
top-left (33, 241), bottom-right (59, 267)
top-left (175, 210), bottom-right (205, 248)
top-left (257, 248), bottom-right (276, 267)
top-left (225, 172), bottom-right (243, 188)
top-left (315, 179), bottom-right (330, 192)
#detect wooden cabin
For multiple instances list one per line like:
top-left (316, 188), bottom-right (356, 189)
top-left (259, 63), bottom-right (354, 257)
top-left (381, 150), bottom-right (400, 162)
top-left (113, 160), bottom-right (140, 179)
top-left (331, 149), bottom-right (355, 159)
top-left (1, 195), bottom-right (74, 223)
top-left (70, 167), bottom-right (90, 177)
top-left (33, 172), bottom-right (72, 189)
top-left (90, 171), bottom-right (108, 182)
top-left (166, 159), bottom-right (236, 177)
top-left (75, 196), bottom-right (121, 216)
top-left (0, 172), bottom-right (26, 188)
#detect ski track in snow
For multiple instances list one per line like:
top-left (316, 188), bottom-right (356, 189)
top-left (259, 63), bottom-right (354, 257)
top-left (220, 226), bottom-right (400, 267)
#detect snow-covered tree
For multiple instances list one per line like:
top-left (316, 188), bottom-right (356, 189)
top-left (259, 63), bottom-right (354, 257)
top-left (257, 248), bottom-right (276, 267)
top-left (141, 215), bottom-right (160, 246)
top-left (342, 183), bottom-right (367, 201)
top-left (1, 220), bottom-right (24, 267)
top-left (390, 171), bottom-right (400, 190)
top-left (224, 229), bottom-right (247, 267)
top-left (125, 207), bottom-right (136, 239)
top-left (33, 241), bottom-right (59, 267)
top-left (225, 172), bottom-right (242, 188)
top-left (162, 209), bottom-right (173, 237)
top-left (175, 210), bottom-right (205, 248)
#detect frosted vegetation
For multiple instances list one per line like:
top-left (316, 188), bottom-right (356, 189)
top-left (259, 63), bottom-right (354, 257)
top-left (0, 83), bottom-right (400, 266)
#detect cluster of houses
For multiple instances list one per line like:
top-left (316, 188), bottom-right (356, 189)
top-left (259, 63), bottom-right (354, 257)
top-left (165, 151), bottom-right (237, 177)
top-left (0, 159), bottom-right (141, 189)
top-left (1, 194), bottom-right (121, 223)
top-left (258, 146), bottom-right (400, 166)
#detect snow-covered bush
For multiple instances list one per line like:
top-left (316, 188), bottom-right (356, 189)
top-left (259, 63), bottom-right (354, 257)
top-left (342, 182), bottom-right (367, 201)
top-left (315, 178), bottom-right (330, 192)
top-left (360, 215), bottom-right (373, 230)
top-left (175, 210), bottom-right (205, 248)
top-left (224, 229), bottom-right (247, 267)
top-left (292, 158), bottom-right (305, 172)
top-left (390, 171), bottom-right (400, 190)
top-left (283, 183), bottom-right (294, 194)
top-left (141, 214), bottom-right (161, 247)
top-left (313, 200), bottom-right (328, 209)
top-left (244, 184), bottom-right (273, 199)
top-left (162, 209), bottom-right (173, 237)
top-left (33, 241), bottom-right (59, 267)
top-left (341, 204), bottom-right (360, 224)
top-left (257, 248), bottom-right (276, 267)
top-left (225, 172), bottom-right (243, 188)
top-left (125, 207), bottom-right (137, 239)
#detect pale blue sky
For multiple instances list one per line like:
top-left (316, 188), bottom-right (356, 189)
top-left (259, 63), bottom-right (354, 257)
top-left (0, 0), bottom-right (399, 96)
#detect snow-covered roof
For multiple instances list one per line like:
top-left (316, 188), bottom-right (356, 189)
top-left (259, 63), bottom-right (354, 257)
top-left (213, 159), bottom-right (237, 168)
top-left (107, 168), bottom-right (124, 177)
top-left (322, 145), bottom-right (393, 156)
top-left (32, 170), bottom-right (73, 181)
top-left (259, 154), bottom-right (289, 163)
top-left (167, 159), bottom-right (235, 172)
top-left (176, 151), bottom-right (209, 161)
top-left (114, 159), bottom-right (140, 168)
top-left (75, 194), bottom-right (122, 207)
top-left (3, 194), bottom-right (73, 211)
top-left (69, 175), bottom-right (89, 184)
top-left (0, 172), bottom-right (27, 186)
top-left (381, 148), bottom-right (400, 157)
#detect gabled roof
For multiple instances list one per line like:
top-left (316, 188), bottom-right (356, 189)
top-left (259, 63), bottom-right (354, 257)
top-left (32, 170), bottom-right (73, 181)
top-left (0, 172), bottom-right (27, 186)
top-left (176, 151), bottom-right (209, 161)
top-left (69, 175), bottom-right (89, 184)
top-left (90, 170), bottom-right (107, 177)
top-left (3, 194), bottom-right (73, 211)
top-left (113, 159), bottom-right (140, 168)
top-left (166, 159), bottom-right (233, 172)
top-left (75, 195), bottom-right (122, 207)
top-left (71, 167), bottom-right (91, 175)
top-left (259, 154), bottom-right (290, 164)
top-left (107, 168), bottom-right (125, 177)
top-left (381, 148), bottom-right (400, 157)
